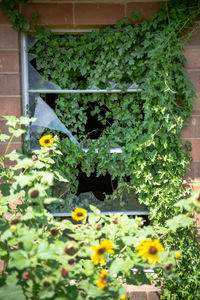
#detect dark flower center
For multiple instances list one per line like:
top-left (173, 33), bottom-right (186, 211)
top-left (149, 246), bottom-right (157, 254)
top-left (44, 139), bottom-right (50, 144)
top-left (97, 247), bottom-right (106, 255)
top-left (77, 212), bottom-right (83, 217)
top-left (196, 194), bottom-right (200, 202)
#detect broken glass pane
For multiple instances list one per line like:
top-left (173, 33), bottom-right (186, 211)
top-left (28, 63), bottom-right (61, 90)
top-left (31, 96), bottom-right (78, 144)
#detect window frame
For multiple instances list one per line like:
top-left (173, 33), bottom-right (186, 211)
top-left (20, 31), bottom-right (149, 217)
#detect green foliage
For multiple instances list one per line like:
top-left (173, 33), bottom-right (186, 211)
top-left (0, 117), bottom-right (199, 300)
top-left (1, 0), bottom-right (38, 31)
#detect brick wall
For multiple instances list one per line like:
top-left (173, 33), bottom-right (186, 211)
top-left (0, 1), bottom-right (199, 298)
top-left (0, 4), bottom-right (22, 157)
top-left (0, 0), bottom-right (200, 231)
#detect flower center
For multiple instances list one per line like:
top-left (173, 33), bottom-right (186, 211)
top-left (149, 246), bottom-right (157, 254)
top-left (77, 212), bottom-right (83, 217)
top-left (44, 139), bottom-right (50, 144)
top-left (97, 247), bottom-right (106, 255)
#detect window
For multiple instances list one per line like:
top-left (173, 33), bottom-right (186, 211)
top-left (21, 30), bottom-right (149, 219)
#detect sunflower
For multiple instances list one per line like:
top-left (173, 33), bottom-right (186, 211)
top-left (91, 240), bottom-right (114, 265)
top-left (135, 239), bottom-right (164, 264)
top-left (120, 295), bottom-right (126, 300)
top-left (96, 269), bottom-right (108, 290)
top-left (39, 135), bottom-right (54, 147)
top-left (72, 207), bottom-right (87, 221)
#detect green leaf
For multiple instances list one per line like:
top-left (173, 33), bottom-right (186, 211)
top-left (109, 258), bottom-right (125, 276)
top-left (165, 214), bottom-right (194, 231)
top-left (0, 134), bottom-right (10, 142)
top-left (89, 205), bottom-right (100, 214)
top-left (0, 273), bottom-right (25, 300)
top-left (9, 250), bottom-right (30, 270)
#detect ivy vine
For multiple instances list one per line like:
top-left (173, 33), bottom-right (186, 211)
top-left (2, 0), bottom-right (200, 298)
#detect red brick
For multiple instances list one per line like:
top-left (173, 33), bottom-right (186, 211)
top-left (75, 3), bottom-right (124, 25)
top-left (192, 94), bottom-right (200, 115)
top-left (188, 26), bottom-right (200, 46)
top-left (0, 50), bottom-right (20, 72)
top-left (187, 70), bottom-right (200, 93)
top-left (0, 119), bottom-right (22, 142)
top-left (126, 2), bottom-right (162, 22)
top-left (186, 139), bottom-right (200, 160)
top-left (181, 116), bottom-right (200, 138)
top-left (148, 291), bottom-right (160, 300)
top-left (0, 4), bottom-right (11, 24)
top-left (22, 3), bottom-right (73, 26)
top-left (184, 161), bottom-right (200, 182)
top-left (0, 25), bottom-right (19, 49)
top-left (184, 46), bottom-right (200, 69)
top-left (0, 74), bottom-right (20, 95)
top-left (194, 212), bottom-right (200, 228)
top-left (0, 97), bottom-right (21, 117)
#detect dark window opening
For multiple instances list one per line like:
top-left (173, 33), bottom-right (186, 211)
top-left (77, 169), bottom-right (118, 201)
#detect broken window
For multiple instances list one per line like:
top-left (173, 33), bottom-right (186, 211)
top-left (21, 31), bottom-right (149, 218)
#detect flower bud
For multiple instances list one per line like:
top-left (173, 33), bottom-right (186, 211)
top-left (68, 258), bottom-right (75, 265)
top-left (22, 271), bottom-right (31, 281)
top-left (112, 217), bottom-right (119, 224)
top-left (49, 149), bottom-right (54, 155)
top-left (10, 225), bottom-right (16, 233)
top-left (29, 189), bottom-right (39, 199)
top-left (61, 267), bottom-right (69, 278)
top-left (51, 229), bottom-right (59, 236)
top-left (96, 224), bottom-right (102, 230)
top-left (175, 252), bottom-right (181, 259)
top-left (43, 281), bottom-right (51, 288)
top-left (11, 218), bottom-right (20, 225)
top-left (32, 155), bottom-right (38, 161)
top-left (165, 263), bottom-right (173, 272)
top-left (41, 178), bottom-right (48, 184)
top-left (65, 244), bottom-right (75, 255)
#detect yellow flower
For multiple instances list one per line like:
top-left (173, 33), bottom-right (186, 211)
top-left (91, 240), bottom-right (114, 265)
top-left (120, 295), bottom-right (126, 300)
top-left (135, 239), bottom-right (164, 264)
top-left (175, 252), bottom-right (181, 259)
top-left (96, 269), bottom-right (108, 290)
top-left (10, 225), bottom-right (16, 233)
top-left (72, 207), bottom-right (87, 221)
top-left (39, 135), bottom-right (54, 147)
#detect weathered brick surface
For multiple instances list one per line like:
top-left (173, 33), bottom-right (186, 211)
top-left (125, 284), bottom-right (160, 300)
top-left (188, 26), bottom-right (200, 46)
top-left (0, 142), bottom-right (22, 156)
top-left (184, 46), bottom-right (200, 69)
top-left (181, 116), bottom-right (200, 138)
top-left (192, 94), bottom-right (200, 115)
top-left (75, 3), bottom-right (124, 25)
top-left (22, 3), bottom-right (73, 25)
top-left (0, 50), bottom-right (20, 73)
top-left (0, 4), bottom-right (10, 24)
top-left (0, 25), bottom-right (18, 49)
top-left (0, 97), bottom-right (21, 117)
top-left (126, 2), bottom-right (162, 21)
top-left (0, 74), bottom-right (20, 95)
top-left (184, 161), bottom-right (200, 182)
top-left (187, 70), bottom-right (200, 93)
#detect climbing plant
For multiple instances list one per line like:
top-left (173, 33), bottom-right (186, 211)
top-left (1, 0), bottom-right (200, 298)
top-left (28, 0), bottom-right (200, 219)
